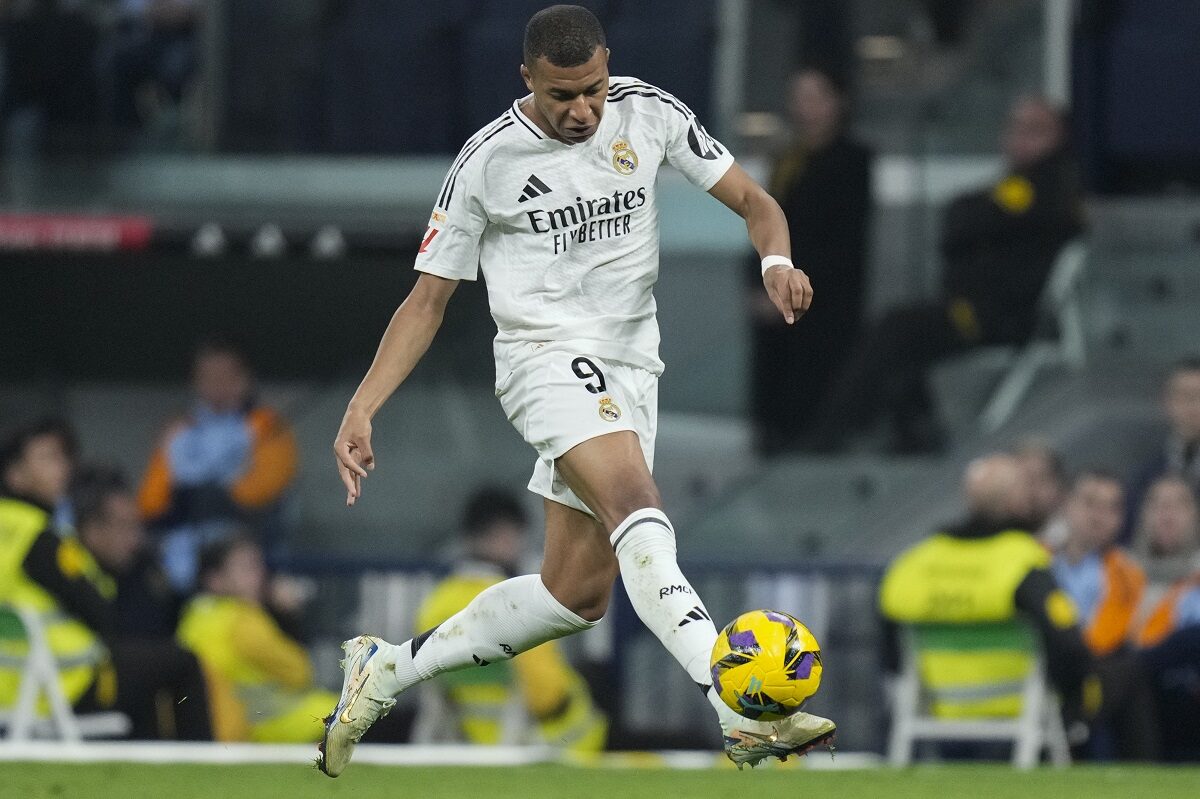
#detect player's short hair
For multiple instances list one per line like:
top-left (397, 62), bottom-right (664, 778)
top-left (462, 487), bottom-right (528, 538)
top-left (523, 4), bottom-right (606, 69)
top-left (0, 417), bottom-right (78, 482)
top-left (72, 464), bottom-right (130, 531)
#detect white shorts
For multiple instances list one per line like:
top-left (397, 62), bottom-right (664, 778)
top-left (496, 344), bottom-right (658, 516)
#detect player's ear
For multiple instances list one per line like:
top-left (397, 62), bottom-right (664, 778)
top-left (520, 64), bottom-right (534, 92)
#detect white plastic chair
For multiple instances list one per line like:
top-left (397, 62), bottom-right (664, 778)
top-left (0, 605), bottom-right (130, 742)
top-left (887, 622), bottom-right (1071, 770)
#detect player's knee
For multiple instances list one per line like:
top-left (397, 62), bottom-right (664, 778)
top-left (545, 564), bottom-right (616, 622)
top-left (571, 583), bottom-right (613, 623)
top-left (599, 486), bottom-right (663, 531)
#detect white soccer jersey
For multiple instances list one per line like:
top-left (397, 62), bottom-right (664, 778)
top-left (414, 77), bottom-right (735, 381)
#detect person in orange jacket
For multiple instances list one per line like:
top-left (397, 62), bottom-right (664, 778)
top-left (1052, 470), bottom-right (1145, 657)
top-left (138, 341), bottom-right (297, 591)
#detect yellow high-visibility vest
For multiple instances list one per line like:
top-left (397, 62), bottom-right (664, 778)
top-left (0, 497), bottom-right (111, 708)
top-left (880, 530), bottom-right (1055, 718)
top-left (418, 572), bottom-right (606, 751)
top-left (177, 594), bottom-right (335, 743)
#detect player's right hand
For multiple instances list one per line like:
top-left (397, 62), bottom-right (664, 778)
top-left (333, 407), bottom-right (375, 507)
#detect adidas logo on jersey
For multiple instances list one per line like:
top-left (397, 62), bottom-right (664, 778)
top-left (518, 174), bottom-right (553, 203)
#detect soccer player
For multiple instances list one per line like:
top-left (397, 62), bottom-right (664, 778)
top-left (319, 5), bottom-right (830, 776)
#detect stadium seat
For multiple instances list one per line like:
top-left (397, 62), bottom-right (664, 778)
top-left (0, 605), bottom-right (129, 742)
top-left (886, 622), bottom-right (1070, 769)
top-left (931, 238), bottom-right (1090, 435)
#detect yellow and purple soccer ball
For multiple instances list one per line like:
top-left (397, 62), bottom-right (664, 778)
top-left (710, 609), bottom-right (823, 721)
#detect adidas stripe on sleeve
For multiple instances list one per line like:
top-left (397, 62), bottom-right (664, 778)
top-left (414, 117), bottom-right (514, 281)
top-left (607, 80), bottom-right (734, 191)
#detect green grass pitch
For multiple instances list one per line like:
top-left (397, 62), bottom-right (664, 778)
top-left (7, 763), bottom-right (1200, 799)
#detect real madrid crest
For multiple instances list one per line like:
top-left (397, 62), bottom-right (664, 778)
top-left (612, 139), bottom-right (638, 175)
top-left (598, 396), bottom-right (622, 422)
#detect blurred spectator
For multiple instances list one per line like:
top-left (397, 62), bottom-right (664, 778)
top-left (811, 96), bottom-right (1083, 453)
top-left (879, 454), bottom-right (1158, 760)
top-left (1136, 548), bottom-right (1200, 761)
top-left (0, 0), bottom-right (102, 155)
top-left (1134, 475), bottom-right (1200, 589)
top-left (1053, 471), bottom-right (1145, 658)
top-left (747, 67), bottom-right (873, 455)
top-left (98, 0), bottom-right (200, 138)
top-left (412, 488), bottom-right (606, 751)
top-left (879, 454), bottom-right (1091, 714)
top-left (1137, 601), bottom-right (1200, 762)
top-left (176, 537), bottom-right (336, 743)
top-left (0, 420), bottom-right (212, 740)
top-left (74, 465), bottom-right (181, 639)
top-left (1013, 437), bottom-right (1069, 549)
top-left (1123, 357), bottom-right (1200, 543)
top-left (138, 340), bottom-right (298, 591)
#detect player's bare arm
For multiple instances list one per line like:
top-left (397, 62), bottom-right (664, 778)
top-left (708, 162), bottom-right (813, 325)
top-left (334, 273), bottom-right (459, 506)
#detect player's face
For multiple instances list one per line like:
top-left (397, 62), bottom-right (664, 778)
top-left (521, 46), bottom-right (609, 144)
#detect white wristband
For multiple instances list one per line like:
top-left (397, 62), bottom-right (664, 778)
top-left (761, 255), bottom-right (793, 275)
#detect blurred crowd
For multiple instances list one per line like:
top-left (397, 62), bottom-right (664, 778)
top-left (749, 72), bottom-right (1082, 456)
top-left (0, 341), bottom-right (312, 742)
top-left (0, 344), bottom-right (607, 748)
top-left (879, 356), bottom-right (1200, 762)
top-left (0, 3), bottom-right (1194, 763)
top-left (0, 0), bottom-right (202, 153)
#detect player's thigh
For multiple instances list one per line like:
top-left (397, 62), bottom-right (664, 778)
top-left (554, 429), bottom-right (662, 533)
top-left (541, 497), bottom-right (619, 620)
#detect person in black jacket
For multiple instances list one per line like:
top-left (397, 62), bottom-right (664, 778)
top-left (748, 67), bottom-right (873, 454)
top-left (73, 466), bottom-right (182, 641)
top-left (1123, 357), bottom-right (1200, 544)
top-left (0, 420), bottom-right (211, 740)
top-left (810, 96), bottom-right (1084, 453)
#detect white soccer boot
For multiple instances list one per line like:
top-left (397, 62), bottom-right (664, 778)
top-left (720, 708), bottom-right (836, 769)
top-left (318, 635), bottom-right (398, 777)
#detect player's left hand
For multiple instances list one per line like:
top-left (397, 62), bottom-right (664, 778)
top-left (763, 265), bottom-right (813, 325)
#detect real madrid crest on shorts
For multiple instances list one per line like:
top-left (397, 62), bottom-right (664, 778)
top-left (598, 396), bottom-right (622, 422)
top-left (612, 139), bottom-right (638, 175)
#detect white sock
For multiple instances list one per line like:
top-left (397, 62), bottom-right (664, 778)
top-left (376, 574), bottom-right (597, 696)
top-left (610, 508), bottom-right (742, 730)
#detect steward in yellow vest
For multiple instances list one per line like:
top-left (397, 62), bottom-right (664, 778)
top-left (412, 488), bottom-right (606, 752)
top-left (878, 454), bottom-right (1093, 720)
top-left (177, 537), bottom-right (337, 742)
top-left (0, 492), bottom-right (115, 710)
top-left (880, 454), bottom-right (1163, 760)
top-left (416, 566), bottom-right (607, 752)
top-left (880, 522), bottom-right (1092, 717)
top-left (1, 423), bottom-right (213, 739)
